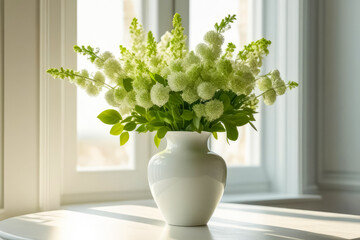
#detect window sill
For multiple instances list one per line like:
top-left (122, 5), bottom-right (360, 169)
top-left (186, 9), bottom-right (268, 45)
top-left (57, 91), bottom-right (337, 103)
top-left (61, 192), bottom-right (321, 208)
top-left (221, 192), bottom-right (321, 204)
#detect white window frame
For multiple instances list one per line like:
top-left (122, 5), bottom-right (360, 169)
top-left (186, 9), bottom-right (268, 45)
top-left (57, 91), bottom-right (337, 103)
top-left (39, 0), bottom-right (304, 210)
top-left (1, 0), bottom-right (41, 219)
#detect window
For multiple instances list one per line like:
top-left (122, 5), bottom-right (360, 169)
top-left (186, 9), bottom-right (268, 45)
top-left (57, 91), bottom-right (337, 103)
top-left (76, 0), bottom-right (142, 170)
top-left (188, 0), bottom-right (260, 167)
top-left (62, 0), bottom-right (150, 204)
top-left (43, 0), bottom-right (302, 205)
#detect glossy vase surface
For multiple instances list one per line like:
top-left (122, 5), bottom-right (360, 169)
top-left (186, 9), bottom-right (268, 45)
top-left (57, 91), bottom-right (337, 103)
top-left (148, 131), bottom-right (227, 226)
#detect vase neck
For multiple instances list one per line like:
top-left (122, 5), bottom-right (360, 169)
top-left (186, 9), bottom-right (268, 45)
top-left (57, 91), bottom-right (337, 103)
top-left (165, 132), bottom-right (211, 152)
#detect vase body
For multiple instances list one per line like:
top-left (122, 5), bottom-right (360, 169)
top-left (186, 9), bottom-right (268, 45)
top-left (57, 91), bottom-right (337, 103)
top-left (148, 131), bottom-right (227, 226)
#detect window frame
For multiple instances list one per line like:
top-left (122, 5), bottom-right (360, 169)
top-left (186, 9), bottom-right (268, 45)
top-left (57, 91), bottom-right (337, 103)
top-left (39, 0), bottom-right (304, 209)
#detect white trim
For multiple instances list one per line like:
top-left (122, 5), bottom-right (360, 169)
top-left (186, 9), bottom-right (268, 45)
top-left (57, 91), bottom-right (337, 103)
top-left (61, 0), bottom-right (153, 203)
top-left (146, 0), bottom-right (174, 38)
top-left (260, 0), bottom-right (303, 195)
top-left (39, 0), bottom-right (65, 211)
top-left (0, 0), bottom-right (4, 208)
top-left (300, 0), bottom-right (319, 195)
top-left (249, 0), bottom-right (263, 41)
top-left (221, 193), bottom-right (321, 204)
top-left (2, 0), bottom-right (41, 219)
top-left (39, 0), bottom-right (51, 211)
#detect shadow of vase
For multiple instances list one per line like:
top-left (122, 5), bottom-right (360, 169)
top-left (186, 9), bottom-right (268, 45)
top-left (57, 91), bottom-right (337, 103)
top-left (159, 225), bottom-right (215, 240)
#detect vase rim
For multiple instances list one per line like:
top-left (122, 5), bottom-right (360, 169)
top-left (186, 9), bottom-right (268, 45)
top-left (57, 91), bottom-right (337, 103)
top-left (166, 131), bottom-right (211, 134)
top-left (165, 131), bottom-right (212, 137)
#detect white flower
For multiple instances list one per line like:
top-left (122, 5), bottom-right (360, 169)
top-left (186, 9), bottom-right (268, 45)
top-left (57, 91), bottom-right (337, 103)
top-left (257, 76), bottom-right (272, 91)
top-left (169, 59), bottom-right (183, 72)
top-left (271, 69), bottom-right (280, 79)
top-left (160, 67), bottom-right (171, 78)
top-left (193, 104), bottom-right (206, 117)
top-left (196, 43), bottom-right (213, 61)
top-left (133, 77), bottom-right (152, 92)
top-left (230, 72), bottom-right (255, 95)
top-left (93, 71), bottom-right (106, 86)
top-left (263, 89), bottom-right (276, 105)
top-left (186, 64), bottom-right (202, 80)
top-left (136, 90), bottom-right (153, 109)
top-left (167, 72), bottom-right (189, 91)
top-left (75, 69), bottom-right (89, 88)
top-left (150, 83), bottom-right (170, 106)
top-left (204, 30), bottom-right (224, 46)
top-left (183, 51), bottom-right (200, 67)
top-left (273, 79), bottom-right (286, 95)
top-left (197, 82), bottom-right (216, 100)
top-left (158, 31), bottom-right (172, 52)
top-left (182, 87), bottom-right (199, 104)
top-left (86, 84), bottom-right (101, 96)
top-left (103, 58), bottom-right (122, 82)
top-left (217, 58), bottom-right (233, 76)
top-left (205, 99), bottom-right (224, 121)
top-left (114, 88), bottom-right (127, 103)
top-left (124, 91), bottom-right (137, 108)
top-left (105, 89), bottom-right (119, 107)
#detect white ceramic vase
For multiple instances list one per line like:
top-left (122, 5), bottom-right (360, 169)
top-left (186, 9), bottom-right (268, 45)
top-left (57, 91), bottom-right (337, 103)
top-left (148, 131), bottom-right (227, 226)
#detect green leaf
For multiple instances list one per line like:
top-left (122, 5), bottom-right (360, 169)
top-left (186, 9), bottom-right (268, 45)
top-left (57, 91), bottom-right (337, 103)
top-left (135, 105), bottom-right (146, 116)
top-left (193, 116), bottom-right (201, 131)
top-left (233, 115), bottom-right (249, 127)
top-left (124, 122), bottom-right (137, 131)
top-left (249, 122), bottom-right (257, 131)
top-left (136, 124), bottom-right (147, 133)
top-left (146, 124), bottom-right (156, 131)
top-left (219, 93), bottom-right (232, 112)
top-left (222, 121), bottom-right (238, 141)
top-left (121, 116), bottom-right (133, 123)
top-left (157, 126), bottom-right (169, 139)
top-left (181, 110), bottom-right (193, 120)
top-left (210, 122), bottom-right (225, 132)
top-left (232, 94), bottom-right (246, 109)
top-left (97, 109), bottom-right (122, 125)
top-left (168, 93), bottom-right (183, 107)
top-left (212, 132), bottom-right (218, 140)
top-left (110, 123), bottom-right (124, 135)
top-left (214, 14), bottom-right (237, 33)
top-left (154, 134), bottom-right (161, 148)
top-left (154, 74), bottom-right (166, 86)
top-left (120, 132), bottom-right (130, 146)
top-left (233, 116), bottom-right (249, 127)
top-left (123, 78), bottom-right (133, 92)
top-left (149, 120), bottom-right (165, 127)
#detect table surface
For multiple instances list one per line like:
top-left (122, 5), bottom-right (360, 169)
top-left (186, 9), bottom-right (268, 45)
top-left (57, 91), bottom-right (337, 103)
top-left (0, 200), bottom-right (359, 240)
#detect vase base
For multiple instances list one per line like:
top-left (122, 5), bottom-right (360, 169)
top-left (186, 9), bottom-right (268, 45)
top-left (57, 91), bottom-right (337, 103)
top-left (167, 223), bottom-right (208, 227)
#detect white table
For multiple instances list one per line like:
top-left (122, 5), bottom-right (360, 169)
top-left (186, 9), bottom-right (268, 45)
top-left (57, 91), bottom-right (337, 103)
top-left (0, 200), bottom-right (359, 240)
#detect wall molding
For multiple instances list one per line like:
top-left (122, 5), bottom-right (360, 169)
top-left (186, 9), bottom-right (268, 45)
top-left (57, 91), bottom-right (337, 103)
top-left (0, 0), bottom-right (4, 208)
top-left (316, 0), bottom-right (360, 191)
top-left (39, 0), bottom-right (64, 211)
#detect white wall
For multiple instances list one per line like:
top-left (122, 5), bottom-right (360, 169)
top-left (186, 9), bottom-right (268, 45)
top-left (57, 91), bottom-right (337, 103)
top-left (270, 0), bottom-right (360, 215)
top-left (316, 0), bottom-right (360, 214)
top-left (0, 0), bottom-right (40, 220)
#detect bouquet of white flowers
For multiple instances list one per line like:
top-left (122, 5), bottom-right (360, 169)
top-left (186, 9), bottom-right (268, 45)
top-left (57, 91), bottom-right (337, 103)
top-left (47, 13), bottom-right (297, 147)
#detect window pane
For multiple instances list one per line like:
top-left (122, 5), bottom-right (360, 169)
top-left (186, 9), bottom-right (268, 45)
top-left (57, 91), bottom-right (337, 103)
top-left (189, 0), bottom-right (250, 50)
top-left (77, 0), bottom-right (141, 169)
top-left (190, 0), bottom-right (260, 166)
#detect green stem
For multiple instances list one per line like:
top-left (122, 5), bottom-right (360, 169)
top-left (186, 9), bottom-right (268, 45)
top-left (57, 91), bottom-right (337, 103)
top-left (73, 73), bottom-right (114, 90)
top-left (255, 85), bottom-right (288, 99)
top-left (171, 108), bottom-right (179, 130)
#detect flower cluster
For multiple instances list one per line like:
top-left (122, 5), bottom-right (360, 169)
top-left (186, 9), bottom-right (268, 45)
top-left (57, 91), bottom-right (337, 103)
top-left (47, 13), bottom-right (298, 146)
